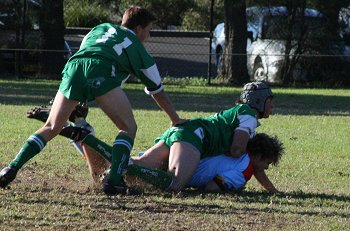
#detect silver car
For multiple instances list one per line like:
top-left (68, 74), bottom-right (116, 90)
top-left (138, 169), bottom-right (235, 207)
top-left (211, 6), bottom-right (350, 83)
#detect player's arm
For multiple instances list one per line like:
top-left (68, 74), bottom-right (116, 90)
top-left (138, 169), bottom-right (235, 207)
top-left (230, 114), bottom-right (257, 158)
top-left (137, 53), bottom-right (186, 126)
top-left (253, 169), bottom-right (279, 193)
top-left (230, 130), bottom-right (250, 158)
top-left (151, 89), bottom-right (187, 126)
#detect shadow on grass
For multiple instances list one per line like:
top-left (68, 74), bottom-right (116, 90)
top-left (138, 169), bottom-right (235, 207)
top-left (5, 187), bottom-right (348, 219)
top-left (128, 88), bottom-right (350, 116)
top-left (130, 189), bottom-right (350, 218)
top-left (0, 80), bottom-right (349, 116)
top-left (1, 182), bottom-right (348, 219)
top-left (180, 189), bottom-right (350, 203)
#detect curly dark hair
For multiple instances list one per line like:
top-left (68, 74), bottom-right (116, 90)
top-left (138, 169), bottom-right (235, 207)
top-left (246, 133), bottom-right (284, 166)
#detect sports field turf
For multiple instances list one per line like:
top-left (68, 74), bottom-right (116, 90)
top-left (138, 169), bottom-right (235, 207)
top-left (0, 79), bottom-right (349, 230)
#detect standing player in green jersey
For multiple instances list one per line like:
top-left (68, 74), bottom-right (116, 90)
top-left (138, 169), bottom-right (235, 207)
top-left (0, 6), bottom-right (185, 195)
top-left (129, 81), bottom-right (275, 192)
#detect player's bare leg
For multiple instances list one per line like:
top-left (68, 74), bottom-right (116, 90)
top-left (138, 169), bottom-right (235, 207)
top-left (95, 87), bottom-right (137, 195)
top-left (167, 142), bottom-right (201, 192)
top-left (131, 141), bottom-right (170, 170)
top-left (82, 144), bottom-right (110, 188)
top-left (0, 91), bottom-right (78, 188)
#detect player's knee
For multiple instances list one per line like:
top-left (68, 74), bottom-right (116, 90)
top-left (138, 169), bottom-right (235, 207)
top-left (122, 122), bottom-right (137, 138)
top-left (43, 123), bottom-right (63, 136)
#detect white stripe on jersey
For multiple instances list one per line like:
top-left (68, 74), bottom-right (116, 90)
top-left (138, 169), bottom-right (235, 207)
top-left (141, 64), bottom-right (162, 86)
top-left (113, 37), bottom-right (132, 55)
top-left (144, 84), bottom-right (163, 95)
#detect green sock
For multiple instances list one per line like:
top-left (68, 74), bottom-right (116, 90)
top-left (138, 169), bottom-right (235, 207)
top-left (108, 134), bottom-right (134, 185)
top-left (82, 134), bottom-right (112, 162)
top-left (10, 133), bottom-right (47, 169)
top-left (127, 164), bottom-right (173, 190)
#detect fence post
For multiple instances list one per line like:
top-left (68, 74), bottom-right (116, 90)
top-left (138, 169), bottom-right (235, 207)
top-left (207, 0), bottom-right (215, 85)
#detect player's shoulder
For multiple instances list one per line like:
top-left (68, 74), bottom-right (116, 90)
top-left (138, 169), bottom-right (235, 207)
top-left (235, 104), bottom-right (255, 115)
top-left (92, 24), bottom-right (134, 37)
top-left (221, 104), bottom-right (256, 117)
top-left (92, 22), bottom-right (117, 30)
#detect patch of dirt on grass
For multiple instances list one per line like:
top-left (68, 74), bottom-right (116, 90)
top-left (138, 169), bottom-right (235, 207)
top-left (0, 165), bottom-right (341, 231)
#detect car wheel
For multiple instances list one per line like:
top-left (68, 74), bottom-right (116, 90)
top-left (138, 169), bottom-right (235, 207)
top-left (253, 61), bottom-right (267, 81)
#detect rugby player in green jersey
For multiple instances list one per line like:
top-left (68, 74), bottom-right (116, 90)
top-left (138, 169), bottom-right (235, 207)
top-left (128, 81), bottom-right (275, 192)
top-left (0, 6), bottom-right (185, 195)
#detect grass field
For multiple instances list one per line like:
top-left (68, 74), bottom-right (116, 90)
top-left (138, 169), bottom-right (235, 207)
top-left (0, 79), bottom-right (349, 230)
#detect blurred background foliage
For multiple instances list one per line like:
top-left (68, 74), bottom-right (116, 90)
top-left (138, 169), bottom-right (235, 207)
top-left (64, 0), bottom-right (225, 30)
top-left (63, 0), bottom-right (349, 32)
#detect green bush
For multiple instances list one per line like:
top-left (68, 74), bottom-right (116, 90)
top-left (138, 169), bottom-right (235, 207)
top-left (64, 0), bottom-right (115, 27)
top-left (179, 0), bottom-right (224, 31)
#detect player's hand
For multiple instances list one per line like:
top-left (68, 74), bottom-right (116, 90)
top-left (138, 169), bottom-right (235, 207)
top-left (171, 118), bottom-right (188, 127)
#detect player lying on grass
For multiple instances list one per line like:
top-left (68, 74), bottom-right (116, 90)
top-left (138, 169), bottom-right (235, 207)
top-left (76, 129), bottom-right (284, 193)
top-left (131, 132), bottom-right (283, 192)
top-left (123, 81), bottom-right (277, 192)
top-left (16, 81), bottom-right (283, 193)
top-left (22, 105), bottom-right (284, 193)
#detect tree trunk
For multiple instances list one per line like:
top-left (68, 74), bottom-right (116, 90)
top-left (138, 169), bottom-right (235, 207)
top-left (39, 0), bottom-right (65, 79)
top-left (222, 0), bottom-right (249, 84)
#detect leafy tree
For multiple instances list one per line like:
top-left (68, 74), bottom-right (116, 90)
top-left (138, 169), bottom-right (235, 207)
top-left (181, 0), bottom-right (224, 31)
top-left (39, 0), bottom-right (65, 78)
top-left (119, 0), bottom-right (195, 29)
top-left (64, 0), bottom-right (117, 27)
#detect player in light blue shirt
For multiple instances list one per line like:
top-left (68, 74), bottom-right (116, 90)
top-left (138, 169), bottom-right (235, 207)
top-left (132, 133), bottom-right (284, 192)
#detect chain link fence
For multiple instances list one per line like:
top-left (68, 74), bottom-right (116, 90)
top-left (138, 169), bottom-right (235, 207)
top-left (1, 0), bottom-right (349, 85)
top-left (211, 6), bottom-right (350, 85)
top-left (65, 28), bottom-right (214, 79)
top-left (0, 0), bottom-right (214, 79)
